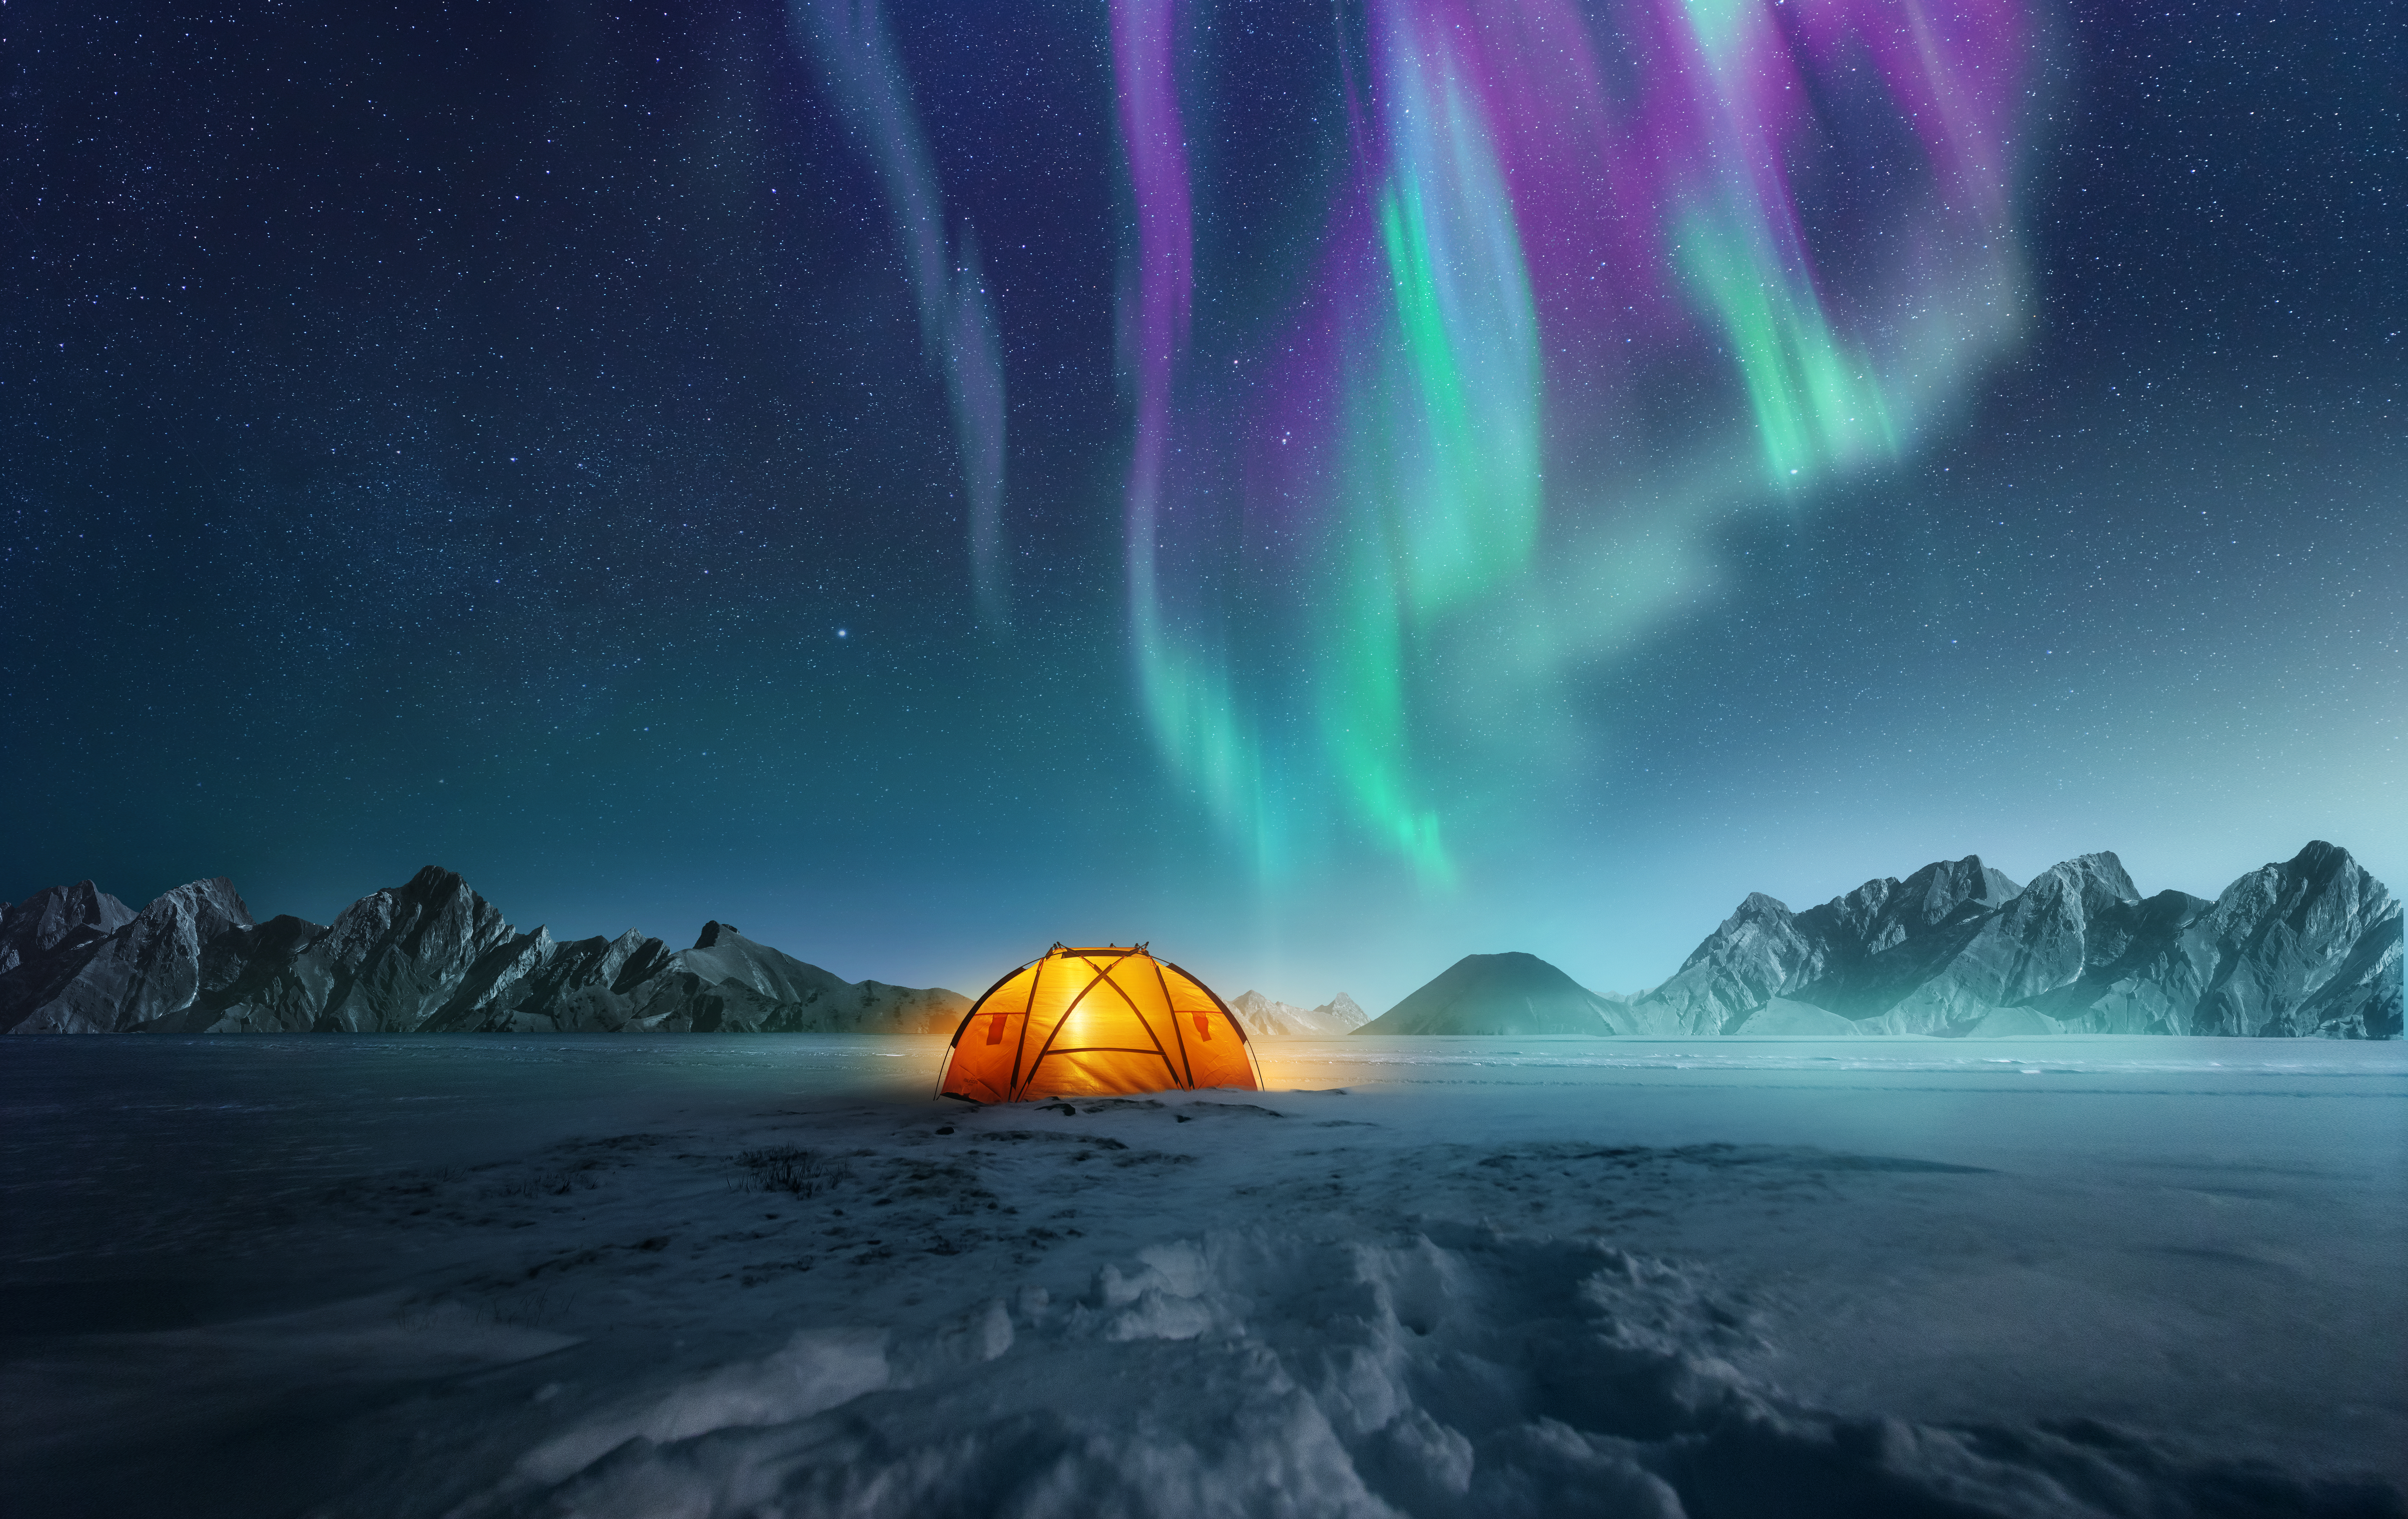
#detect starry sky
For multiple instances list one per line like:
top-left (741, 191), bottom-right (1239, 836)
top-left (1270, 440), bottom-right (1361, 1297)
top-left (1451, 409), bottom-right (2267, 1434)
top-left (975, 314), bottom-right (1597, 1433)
top-left (6, 0), bottom-right (2402, 1010)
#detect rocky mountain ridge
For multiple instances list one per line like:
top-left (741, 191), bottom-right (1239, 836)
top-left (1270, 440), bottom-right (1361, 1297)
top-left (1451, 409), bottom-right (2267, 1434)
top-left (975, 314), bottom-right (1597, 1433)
top-left (7, 842), bottom-right (2396, 1038)
top-left (1226, 990), bottom-right (1370, 1036)
top-left (1621, 842), bottom-right (2397, 1039)
top-left (0, 867), bottom-right (969, 1036)
top-left (1348, 842), bottom-right (2394, 1039)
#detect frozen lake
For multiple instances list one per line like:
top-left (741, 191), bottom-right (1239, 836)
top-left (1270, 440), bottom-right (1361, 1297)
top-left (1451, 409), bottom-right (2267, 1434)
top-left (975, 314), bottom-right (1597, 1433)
top-left (4, 1034), bottom-right (2403, 1517)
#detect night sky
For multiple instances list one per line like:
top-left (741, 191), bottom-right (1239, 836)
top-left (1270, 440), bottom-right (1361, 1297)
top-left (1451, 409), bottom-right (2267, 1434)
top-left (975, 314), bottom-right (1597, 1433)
top-left (7, 0), bottom-right (2401, 1009)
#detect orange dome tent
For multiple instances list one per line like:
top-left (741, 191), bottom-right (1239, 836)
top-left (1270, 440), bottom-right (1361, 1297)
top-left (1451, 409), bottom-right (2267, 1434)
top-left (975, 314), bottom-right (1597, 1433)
top-left (937, 944), bottom-right (1262, 1102)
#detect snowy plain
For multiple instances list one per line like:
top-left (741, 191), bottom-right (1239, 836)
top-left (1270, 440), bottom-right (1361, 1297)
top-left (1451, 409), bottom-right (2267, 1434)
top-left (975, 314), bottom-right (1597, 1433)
top-left (2, 1034), bottom-right (2401, 1518)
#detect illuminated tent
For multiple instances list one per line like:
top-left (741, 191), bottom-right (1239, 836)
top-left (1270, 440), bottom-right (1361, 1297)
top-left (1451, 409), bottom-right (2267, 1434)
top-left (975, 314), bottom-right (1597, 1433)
top-left (937, 944), bottom-right (1262, 1102)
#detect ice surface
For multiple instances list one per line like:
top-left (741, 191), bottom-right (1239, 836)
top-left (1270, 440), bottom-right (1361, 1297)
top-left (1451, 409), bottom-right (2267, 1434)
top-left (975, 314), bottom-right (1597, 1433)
top-left (2, 1035), bottom-right (2401, 1517)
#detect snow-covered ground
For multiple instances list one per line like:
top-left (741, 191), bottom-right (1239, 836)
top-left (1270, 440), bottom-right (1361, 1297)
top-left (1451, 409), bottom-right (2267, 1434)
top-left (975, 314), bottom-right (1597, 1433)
top-left (3, 1035), bottom-right (2401, 1517)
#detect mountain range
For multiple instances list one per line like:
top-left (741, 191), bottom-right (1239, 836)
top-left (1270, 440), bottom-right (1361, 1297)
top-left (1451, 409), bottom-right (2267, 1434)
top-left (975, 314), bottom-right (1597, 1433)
top-left (0, 866), bottom-right (967, 1035)
top-left (5, 841), bottom-right (2397, 1038)
top-left (1359, 842), bottom-right (2398, 1040)
top-left (1226, 989), bottom-right (1371, 1036)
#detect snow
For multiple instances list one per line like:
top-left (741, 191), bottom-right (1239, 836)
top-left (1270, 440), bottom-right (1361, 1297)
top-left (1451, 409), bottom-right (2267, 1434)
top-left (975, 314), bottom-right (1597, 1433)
top-left (3, 1034), bottom-right (2402, 1517)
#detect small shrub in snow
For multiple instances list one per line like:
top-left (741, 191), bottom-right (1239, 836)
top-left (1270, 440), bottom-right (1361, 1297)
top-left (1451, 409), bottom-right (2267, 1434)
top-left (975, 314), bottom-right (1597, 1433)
top-left (739, 1146), bottom-right (841, 1197)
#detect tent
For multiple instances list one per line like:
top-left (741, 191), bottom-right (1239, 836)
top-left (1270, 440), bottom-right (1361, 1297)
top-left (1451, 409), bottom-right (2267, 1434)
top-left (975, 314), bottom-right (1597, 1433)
top-left (937, 944), bottom-right (1262, 1102)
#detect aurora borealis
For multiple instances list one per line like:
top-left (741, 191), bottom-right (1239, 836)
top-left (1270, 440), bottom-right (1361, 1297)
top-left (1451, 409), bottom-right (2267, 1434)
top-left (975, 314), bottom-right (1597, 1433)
top-left (791, 0), bottom-right (1011, 624)
top-left (6, 0), bottom-right (2402, 1006)
top-left (1113, 0), bottom-right (2034, 880)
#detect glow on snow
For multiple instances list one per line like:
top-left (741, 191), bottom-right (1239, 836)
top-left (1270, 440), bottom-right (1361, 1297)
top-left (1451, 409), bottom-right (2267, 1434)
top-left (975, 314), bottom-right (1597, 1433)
top-left (1112, 0), bottom-right (2037, 882)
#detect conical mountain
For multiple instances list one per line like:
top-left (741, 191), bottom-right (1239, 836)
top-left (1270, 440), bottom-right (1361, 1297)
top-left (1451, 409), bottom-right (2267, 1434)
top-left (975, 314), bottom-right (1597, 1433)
top-left (1354, 952), bottom-right (1627, 1036)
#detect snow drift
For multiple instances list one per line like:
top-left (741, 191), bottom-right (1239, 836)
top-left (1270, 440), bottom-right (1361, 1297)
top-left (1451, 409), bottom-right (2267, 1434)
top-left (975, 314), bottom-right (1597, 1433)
top-left (6, 1038), bottom-right (2400, 1516)
top-left (485, 1224), bottom-right (2396, 1519)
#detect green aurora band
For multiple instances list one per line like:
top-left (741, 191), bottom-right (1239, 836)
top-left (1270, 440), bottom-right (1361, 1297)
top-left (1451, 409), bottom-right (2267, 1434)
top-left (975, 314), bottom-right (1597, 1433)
top-left (1115, 0), bottom-right (2036, 885)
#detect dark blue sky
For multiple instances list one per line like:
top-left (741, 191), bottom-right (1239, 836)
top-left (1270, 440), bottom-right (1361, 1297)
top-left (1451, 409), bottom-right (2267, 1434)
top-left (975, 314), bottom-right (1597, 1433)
top-left (6, 0), bottom-right (2400, 1009)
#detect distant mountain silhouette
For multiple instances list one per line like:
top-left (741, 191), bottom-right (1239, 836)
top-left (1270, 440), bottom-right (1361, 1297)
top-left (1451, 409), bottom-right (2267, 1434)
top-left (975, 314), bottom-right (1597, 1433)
top-left (1354, 952), bottom-right (1632, 1036)
top-left (1229, 990), bottom-right (1369, 1036)
top-left (1622, 843), bottom-right (2398, 1039)
top-left (5, 843), bottom-right (2395, 1038)
top-left (0, 866), bottom-right (967, 1035)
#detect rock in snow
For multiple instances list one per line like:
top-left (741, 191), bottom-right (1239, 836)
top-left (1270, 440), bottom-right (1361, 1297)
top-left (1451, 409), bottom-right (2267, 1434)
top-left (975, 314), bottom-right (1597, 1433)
top-left (0, 866), bottom-right (967, 1036)
top-left (1623, 842), bottom-right (2399, 1039)
top-left (1228, 989), bottom-right (1370, 1036)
